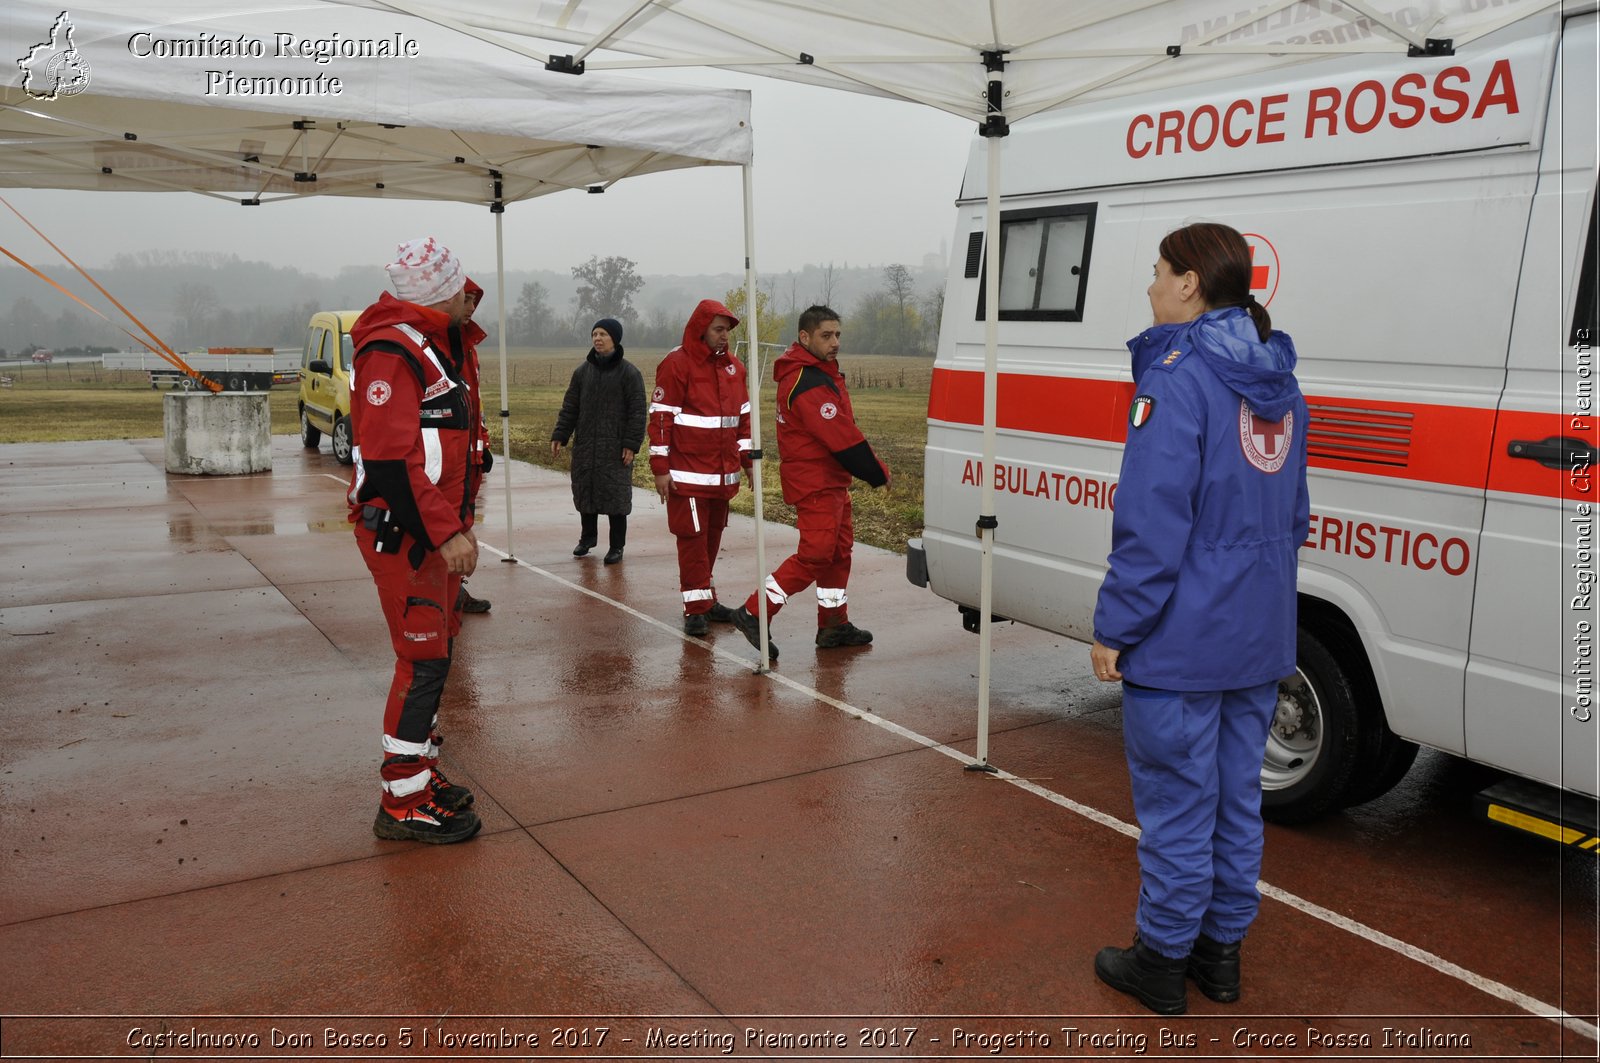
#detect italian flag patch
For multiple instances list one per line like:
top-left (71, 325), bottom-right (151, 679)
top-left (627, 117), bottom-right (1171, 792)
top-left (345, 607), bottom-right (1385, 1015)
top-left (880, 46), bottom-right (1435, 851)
top-left (1129, 395), bottom-right (1156, 428)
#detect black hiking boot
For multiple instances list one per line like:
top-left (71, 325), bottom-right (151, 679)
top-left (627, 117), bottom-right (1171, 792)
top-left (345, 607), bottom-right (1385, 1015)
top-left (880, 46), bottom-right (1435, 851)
top-left (1187, 934), bottom-right (1241, 1003)
top-left (428, 766), bottom-right (474, 811)
top-left (816, 621), bottom-right (873, 648)
top-left (457, 585), bottom-right (491, 614)
top-left (372, 800), bottom-right (481, 844)
top-left (1094, 937), bottom-right (1188, 1015)
top-left (730, 606), bottom-right (779, 659)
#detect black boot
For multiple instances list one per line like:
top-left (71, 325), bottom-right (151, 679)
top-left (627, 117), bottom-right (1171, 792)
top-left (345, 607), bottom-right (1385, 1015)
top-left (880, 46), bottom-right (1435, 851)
top-left (1187, 934), bottom-right (1241, 1003)
top-left (603, 514), bottom-right (626, 564)
top-left (1094, 937), bottom-right (1188, 1015)
top-left (574, 513), bottom-right (599, 556)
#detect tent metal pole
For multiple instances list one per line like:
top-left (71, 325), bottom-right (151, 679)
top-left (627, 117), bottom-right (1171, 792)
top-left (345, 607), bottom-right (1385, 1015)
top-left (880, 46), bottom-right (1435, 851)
top-left (973, 124), bottom-right (1002, 772)
top-left (744, 163), bottom-right (772, 672)
top-left (495, 208), bottom-right (516, 562)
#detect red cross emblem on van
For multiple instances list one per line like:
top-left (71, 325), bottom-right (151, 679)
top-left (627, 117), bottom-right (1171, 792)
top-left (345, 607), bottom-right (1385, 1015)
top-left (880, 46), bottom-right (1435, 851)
top-left (1242, 231), bottom-right (1280, 307)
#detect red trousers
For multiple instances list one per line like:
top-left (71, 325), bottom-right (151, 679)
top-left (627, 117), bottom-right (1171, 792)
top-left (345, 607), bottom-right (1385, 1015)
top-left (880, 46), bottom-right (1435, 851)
top-left (744, 487), bottom-right (852, 627)
top-left (355, 523), bottom-right (460, 812)
top-left (667, 493), bottom-right (730, 615)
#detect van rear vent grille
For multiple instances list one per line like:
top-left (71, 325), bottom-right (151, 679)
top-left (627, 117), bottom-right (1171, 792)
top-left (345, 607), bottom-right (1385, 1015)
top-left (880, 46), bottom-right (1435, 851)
top-left (1306, 402), bottom-right (1413, 467)
top-left (964, 231), bottom-right (984, 278)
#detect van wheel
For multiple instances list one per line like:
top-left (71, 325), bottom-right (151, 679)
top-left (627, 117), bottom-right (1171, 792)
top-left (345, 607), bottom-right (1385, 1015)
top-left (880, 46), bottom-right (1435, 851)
top-left (332, 415), bottom-right (353, 465)
top-left (1340, 720), bottom-right (1419, 809)
top-left (1261, 627), bottom-right (1361, 825)
top-left (300, 408), bottom-right (322, 449)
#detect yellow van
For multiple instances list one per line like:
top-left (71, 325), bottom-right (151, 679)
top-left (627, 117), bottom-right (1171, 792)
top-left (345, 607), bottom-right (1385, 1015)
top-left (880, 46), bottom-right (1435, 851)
top-left (298, 310), bottom-right (360, 464)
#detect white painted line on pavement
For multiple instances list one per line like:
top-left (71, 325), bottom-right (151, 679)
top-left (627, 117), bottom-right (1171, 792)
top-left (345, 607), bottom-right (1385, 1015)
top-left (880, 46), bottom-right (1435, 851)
top-left (480, 539), bottom-right (1597, 1043)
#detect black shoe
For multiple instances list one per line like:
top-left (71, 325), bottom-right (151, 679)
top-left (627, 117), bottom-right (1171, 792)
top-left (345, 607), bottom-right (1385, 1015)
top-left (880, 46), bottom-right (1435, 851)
top-left (603, 548), bottom-right (624, 565)
top-left (1187, 934), bottom-right (1241, 1003)
top-left (730, 606), bottom-right (779, 659)
top-left (458, 588), bottom-right (491, 614)
top-left (816, 621), bottom-right (873, 648)
top-left (683, 613), bottom-right (710, 637)
top-left (573, 537), bottom-right (597, 556)
top-left (372, 800), bottom-right (481, 844)
top-left (706, 601), bottom-right (736, 624)
top-left (1094, 937), bottom-right (1188, 1015)
top-left (429, 766), bottom-right (474, 811)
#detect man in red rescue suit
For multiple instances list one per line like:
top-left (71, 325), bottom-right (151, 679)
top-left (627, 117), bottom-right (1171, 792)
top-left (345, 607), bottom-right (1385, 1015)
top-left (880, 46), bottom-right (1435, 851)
top-left (454, 278), bottom-right (492, 617)
top-left (649, 299), bottom-right (753, 636)
top-left (730, 305), bottom-right (890, 660)
top-left (348, 237), bottom-right (482, 844)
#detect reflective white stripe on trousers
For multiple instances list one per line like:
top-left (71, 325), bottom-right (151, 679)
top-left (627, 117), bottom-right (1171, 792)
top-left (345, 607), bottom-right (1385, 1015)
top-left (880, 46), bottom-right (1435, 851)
top-left (671, 469), bottom-right (741, 486)
top-left (382, 765), bottom-right (432, 797)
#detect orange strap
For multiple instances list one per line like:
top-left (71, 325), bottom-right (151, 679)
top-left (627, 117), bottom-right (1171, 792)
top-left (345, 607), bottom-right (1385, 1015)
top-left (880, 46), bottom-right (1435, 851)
top-left (0, 196), bottom-right (219, 392)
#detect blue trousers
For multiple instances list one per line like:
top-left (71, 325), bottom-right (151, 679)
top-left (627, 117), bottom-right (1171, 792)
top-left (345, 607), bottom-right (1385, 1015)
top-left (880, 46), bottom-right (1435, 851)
top-left (1120, 681), bottom-right (1279, 959)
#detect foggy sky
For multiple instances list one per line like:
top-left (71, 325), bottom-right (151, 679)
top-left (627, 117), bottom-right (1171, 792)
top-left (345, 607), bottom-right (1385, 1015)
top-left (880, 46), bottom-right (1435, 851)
top-left (1, 70), bottom-right (976, 281)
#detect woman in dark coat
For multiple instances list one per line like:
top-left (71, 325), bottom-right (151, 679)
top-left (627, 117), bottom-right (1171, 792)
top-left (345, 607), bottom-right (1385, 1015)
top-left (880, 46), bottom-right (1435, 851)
top-left (550, 318), bottom-right (647, 564)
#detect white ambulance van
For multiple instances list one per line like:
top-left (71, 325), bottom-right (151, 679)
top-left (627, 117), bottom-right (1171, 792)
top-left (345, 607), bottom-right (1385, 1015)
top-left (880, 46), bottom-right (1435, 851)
top-left (907, 7), bottom-right (1598, 840)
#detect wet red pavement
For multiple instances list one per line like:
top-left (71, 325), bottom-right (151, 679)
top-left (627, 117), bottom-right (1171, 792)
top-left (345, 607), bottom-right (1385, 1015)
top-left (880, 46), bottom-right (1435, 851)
top-left (1, 437), bottom-right (1596, 1061)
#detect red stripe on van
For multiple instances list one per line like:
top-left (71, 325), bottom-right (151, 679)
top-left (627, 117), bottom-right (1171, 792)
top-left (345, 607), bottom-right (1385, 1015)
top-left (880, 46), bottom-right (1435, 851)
top-left (927, 367), bottom-right (1135, 443)
top-left (926, 367), bottom-right (1591, 500)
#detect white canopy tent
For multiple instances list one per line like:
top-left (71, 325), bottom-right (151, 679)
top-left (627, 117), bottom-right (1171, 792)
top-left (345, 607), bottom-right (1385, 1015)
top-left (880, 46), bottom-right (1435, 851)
top-left (322, 0), bottom-right (1569, 754)
top-left (1, 0), bottom-right (753, 559)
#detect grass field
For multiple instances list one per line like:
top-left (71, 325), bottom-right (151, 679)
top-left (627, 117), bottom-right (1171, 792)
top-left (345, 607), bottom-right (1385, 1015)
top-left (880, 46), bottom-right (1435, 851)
top-left (0, 349), bottom-right (934, 553)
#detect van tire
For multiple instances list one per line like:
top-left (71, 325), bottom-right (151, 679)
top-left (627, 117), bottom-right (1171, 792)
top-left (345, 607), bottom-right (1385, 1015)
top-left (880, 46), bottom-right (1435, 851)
top-left (1261, 627), bottom-right (1361, 825)
top-left (300, 408), bottom-right (322, 449)
top-left (1341, 725), bottom-right (1419, 809)
top-left (332, 415), bottom-right (353, 465)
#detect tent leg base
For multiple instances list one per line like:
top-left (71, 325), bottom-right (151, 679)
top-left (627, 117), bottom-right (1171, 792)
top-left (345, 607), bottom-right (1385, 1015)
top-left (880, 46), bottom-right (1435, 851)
top-left (964, 761), bottom-right (999, 774)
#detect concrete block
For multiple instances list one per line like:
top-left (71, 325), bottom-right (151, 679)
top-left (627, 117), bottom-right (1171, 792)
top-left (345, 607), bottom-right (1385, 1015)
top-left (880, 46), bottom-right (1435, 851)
top-left (163, 391), bottom-right (272, 475)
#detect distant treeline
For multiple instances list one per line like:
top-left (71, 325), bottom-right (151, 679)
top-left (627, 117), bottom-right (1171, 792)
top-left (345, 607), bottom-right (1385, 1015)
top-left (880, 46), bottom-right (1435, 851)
top-left (0, 250), bottom-right (947, 355)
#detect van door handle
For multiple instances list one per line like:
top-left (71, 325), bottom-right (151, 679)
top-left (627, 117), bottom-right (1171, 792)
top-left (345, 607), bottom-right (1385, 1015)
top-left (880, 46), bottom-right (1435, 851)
top-left (1508, 435), bottom-right (1594, 470)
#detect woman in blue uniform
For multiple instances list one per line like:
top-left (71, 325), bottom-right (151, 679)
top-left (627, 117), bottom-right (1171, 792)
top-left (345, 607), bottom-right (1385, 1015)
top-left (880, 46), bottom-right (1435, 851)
top-left (1091, 222), bottom-right (1310, 1015)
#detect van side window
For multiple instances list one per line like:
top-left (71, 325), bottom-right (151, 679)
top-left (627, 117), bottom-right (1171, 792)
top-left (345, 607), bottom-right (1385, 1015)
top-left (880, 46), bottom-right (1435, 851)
top-left (303, 328), bottom-right (326, 369)
top-left (1573, 199), bottom-right (1598, 349)
top-left (977, 203), bottom-right (1098, 322)
top-left (340, 332), bottom-right (355, 373)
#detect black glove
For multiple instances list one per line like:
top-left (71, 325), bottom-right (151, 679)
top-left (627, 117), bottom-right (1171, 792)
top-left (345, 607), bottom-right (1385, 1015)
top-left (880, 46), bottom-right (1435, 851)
top-left (481, 450), bottom-right (494, 473)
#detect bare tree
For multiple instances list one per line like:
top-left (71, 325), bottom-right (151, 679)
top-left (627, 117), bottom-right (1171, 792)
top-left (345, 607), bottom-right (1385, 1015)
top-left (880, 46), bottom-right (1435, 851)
top-left (572, 255), bottom-right (644, 320)
top-left (920, 287), bottom-right (946, 355)
top-left (174, 283), bottom-right (220, 344)
top-left (882, 263), bottom-right (916, 355)
top-left (816, 261), bottom-right (837, 307)
top-left (513, 281), bottom-right (555, 345)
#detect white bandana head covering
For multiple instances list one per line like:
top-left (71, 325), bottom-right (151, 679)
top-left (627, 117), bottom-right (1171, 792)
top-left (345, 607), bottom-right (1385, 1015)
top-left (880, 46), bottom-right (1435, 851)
top-left (384, 237), bottom-right (466, 306)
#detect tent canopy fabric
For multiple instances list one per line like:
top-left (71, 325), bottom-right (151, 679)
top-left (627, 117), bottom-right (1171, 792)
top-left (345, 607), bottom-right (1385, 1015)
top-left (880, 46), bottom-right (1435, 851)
top-left (322, 0), bottom-right (1563, 127)
top-left (1, 1), bottom-right (751, 206)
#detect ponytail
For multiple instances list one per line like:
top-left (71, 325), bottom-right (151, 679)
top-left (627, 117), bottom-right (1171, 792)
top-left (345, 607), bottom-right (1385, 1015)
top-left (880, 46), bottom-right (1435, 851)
top-left (1159, 223), bottom-right (1273, 342)
top-left (1240, 292), bottom-right (1272, 343)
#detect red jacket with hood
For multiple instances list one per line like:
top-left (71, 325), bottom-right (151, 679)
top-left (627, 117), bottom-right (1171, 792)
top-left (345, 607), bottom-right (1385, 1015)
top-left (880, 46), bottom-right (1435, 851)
top-left (461, 279), bottom-right (491, 505)
top-left (345, 290), bottom-right (474, 565)
top-left (773, 342), bottom-right (889, 503)
top-left (648, 299), bottom-right (751, 500)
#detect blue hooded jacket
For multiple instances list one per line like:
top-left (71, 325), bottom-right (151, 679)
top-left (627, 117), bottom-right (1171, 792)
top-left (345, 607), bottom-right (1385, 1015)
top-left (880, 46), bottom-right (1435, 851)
top-left (1093, 306), bottom-right (1310, 690)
